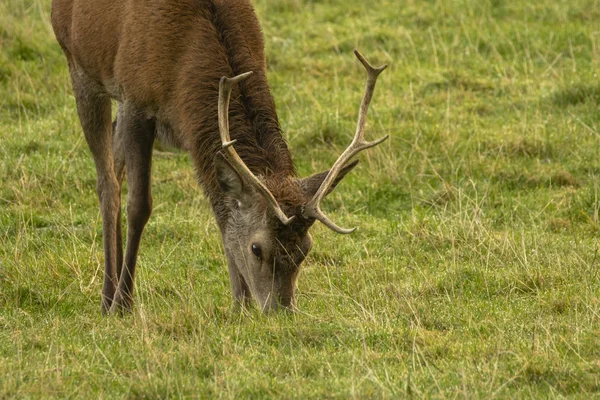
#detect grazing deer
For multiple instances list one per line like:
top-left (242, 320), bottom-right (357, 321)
top-left (51, 0), bottom-right (388, 313)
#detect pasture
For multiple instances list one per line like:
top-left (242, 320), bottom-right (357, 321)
top-left (1, 0), bottom-right (599, 397)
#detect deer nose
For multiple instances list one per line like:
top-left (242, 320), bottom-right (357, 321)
top-left (278, 295), bottom-right (292, 308)
top-left (259, 294), bottom-right (279, 313)
top-left (258, 294), bottom-right (294, 313)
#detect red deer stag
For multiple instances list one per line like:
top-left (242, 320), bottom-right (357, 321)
top-left (51, 0), bottom-right (388, 313)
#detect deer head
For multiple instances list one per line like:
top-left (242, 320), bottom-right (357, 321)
top-left (215, 50), bottom-right (388, 311)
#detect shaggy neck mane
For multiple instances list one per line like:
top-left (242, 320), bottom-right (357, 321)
top-left (177, 1), bottom-right (296, 216)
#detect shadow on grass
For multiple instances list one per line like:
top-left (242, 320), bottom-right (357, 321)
top-left (551, 84), bottom-right (600, 107)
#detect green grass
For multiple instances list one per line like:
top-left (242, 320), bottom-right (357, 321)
top-left (1, 0), bottom-right (600, 397)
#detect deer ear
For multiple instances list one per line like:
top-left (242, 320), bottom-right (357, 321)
top-left (214, 153), bottom-right (246, 200)
top-left (299, 159), bottom-right (359, 198)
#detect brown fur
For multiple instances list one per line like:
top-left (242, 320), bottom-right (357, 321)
top-left (51, 0), bottom-right (358, 313)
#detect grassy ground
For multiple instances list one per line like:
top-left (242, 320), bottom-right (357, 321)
top-left (1, 0), bottom-right (600, 397)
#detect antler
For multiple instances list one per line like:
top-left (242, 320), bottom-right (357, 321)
top-left (301, 50), bottom-right (388, 233)
top-left (218, 72), bottom-right (295, 225)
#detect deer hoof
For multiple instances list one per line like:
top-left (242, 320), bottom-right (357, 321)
top-left (100, 297), bottom-right (113, 315)
top-left (108, 292), bottom-right (134, 315)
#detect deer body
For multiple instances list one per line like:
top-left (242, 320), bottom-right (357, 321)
top-left (51, 0), bottom-right (387, 313)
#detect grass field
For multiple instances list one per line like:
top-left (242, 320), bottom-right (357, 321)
top-left (1, 0), bottom-right (600, 397)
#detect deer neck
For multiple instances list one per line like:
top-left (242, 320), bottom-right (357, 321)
top-left (184, 92), bottom-right (295, 228)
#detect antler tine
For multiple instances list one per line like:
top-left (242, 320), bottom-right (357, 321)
top-left (218, 73), bottom-right (295, 225)
top-left (302, 50), bottom-right (388, 234)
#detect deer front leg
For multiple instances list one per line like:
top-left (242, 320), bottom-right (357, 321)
top-left (69, 70), bottom-right (120, 313)
top-left (112, 119), bottom-right (125, 281)
top-left (110, 104), bottom-right (155, 314)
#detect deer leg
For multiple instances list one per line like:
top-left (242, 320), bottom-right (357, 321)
top-left (110, 104), bottom-right (155, 314)
top-left (112, 118), bottom-right (125, 280)
top-left (69, 70), bottom-right (120, 313)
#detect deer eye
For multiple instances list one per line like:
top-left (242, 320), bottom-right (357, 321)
top-left (251, 243), bottom-right (262, 259)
